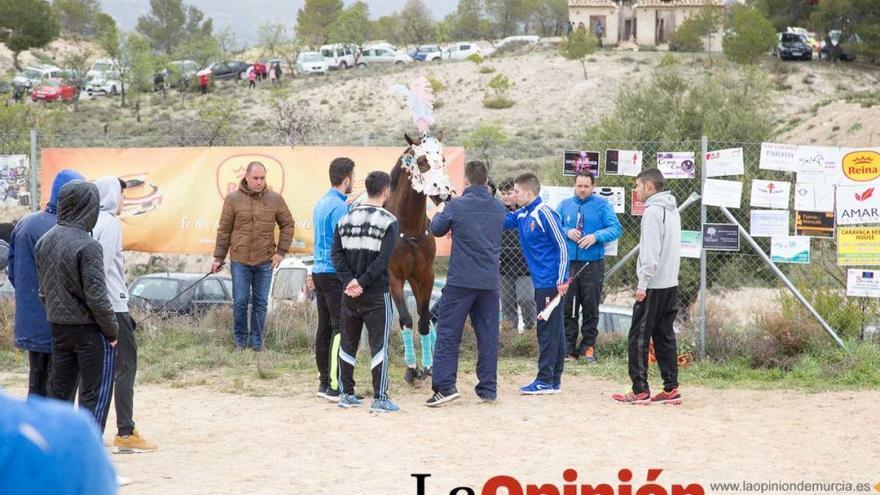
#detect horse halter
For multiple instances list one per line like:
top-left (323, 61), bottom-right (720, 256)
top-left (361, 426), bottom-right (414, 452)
top-left (401, 133), bottom-right (454, 201)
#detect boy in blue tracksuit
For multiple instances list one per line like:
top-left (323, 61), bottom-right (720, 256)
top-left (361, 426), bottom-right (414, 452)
top-left (312, 157), bottom-right (354, 401)
top-left (556, 172), bottom-right (622, 362)
top-left (504, 173), bottom-right (569, 395)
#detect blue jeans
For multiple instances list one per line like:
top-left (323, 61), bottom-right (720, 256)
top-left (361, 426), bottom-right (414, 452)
top-left (231, 261), bottom-right (272, 350)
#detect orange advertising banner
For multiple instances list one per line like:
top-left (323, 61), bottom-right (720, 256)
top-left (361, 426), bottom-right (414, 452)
top-left (40, 146), bottom-right (465, 256)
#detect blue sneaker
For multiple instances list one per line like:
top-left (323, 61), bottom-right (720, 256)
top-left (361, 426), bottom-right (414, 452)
top-left (552, 383), bottom-right (561, 394)
top-left (369, 398), bottom-right (400, 413)
top-left (519, 380), bottom-right (555, 395)
top-left (337, 394), bottom-right (362, 408)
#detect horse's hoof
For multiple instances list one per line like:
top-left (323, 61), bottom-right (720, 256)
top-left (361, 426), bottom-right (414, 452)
top-left (404, 366), bottom-right (420, 385)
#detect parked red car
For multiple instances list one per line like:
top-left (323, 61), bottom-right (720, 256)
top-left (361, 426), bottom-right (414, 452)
top-left (30, 78), bottom-right (78, 102)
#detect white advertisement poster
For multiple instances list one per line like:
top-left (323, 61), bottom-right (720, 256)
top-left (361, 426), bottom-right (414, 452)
top-left (606, 149), bottom-right (643, 177)
top-left (680, 230), bottom-right (702, 259)
top-left (794, 183), bottom-right (835, 212)
top-left (702, 179), bottom-right (743, 208)
top-left (705, 147), bottom-right (745, 177)
top-left (836, 183), bottom-right (880, 226)
top-left (595, 186), bottom-right (625, 214)
top-left (796, 145), bottom-right (840, 176)
top-left (760, 142), bottom-right (798, 172)
top-left (770, 236), bottom-right (810, 264)
top-left (604, 239), bottom-right (618, 257)
top-left (846, 269), bottom-right (880, 298)
top-left (539, 186), bottom-right (570, 210)
top-left (750, 209), bottom-right (790, 237)
top-left (750, 180), bottom-right (791, 209)
top-left (656, 152), bottom-right (696, 179)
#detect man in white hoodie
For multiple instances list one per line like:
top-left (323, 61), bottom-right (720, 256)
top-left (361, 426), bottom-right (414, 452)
top-left (613, 168), bottom-right (682, 406)
top-left (93, 177), bottom-right (158, 452)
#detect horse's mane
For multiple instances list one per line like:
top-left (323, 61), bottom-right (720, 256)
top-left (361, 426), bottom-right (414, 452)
top-left (390, 147), bottom-right (411, 191)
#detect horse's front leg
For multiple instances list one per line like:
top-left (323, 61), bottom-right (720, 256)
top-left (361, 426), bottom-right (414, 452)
top-left (389, 272), bottom-right (421, 385)
top-left (412, 271), bottom-right (436, 378)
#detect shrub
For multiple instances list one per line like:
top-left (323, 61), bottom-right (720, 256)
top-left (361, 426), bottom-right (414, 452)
top-left (723, 5), bottom-right (776, 65)
top-left (479, 65), bottom-right (496, 74)
top-left (483, 73), bottom-right (514, 109)
top-left (467, 53), bottom-right (484, 64)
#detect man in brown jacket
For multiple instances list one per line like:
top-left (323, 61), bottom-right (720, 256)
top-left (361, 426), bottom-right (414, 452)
top-left (212, 161), bottom-right (294, 351)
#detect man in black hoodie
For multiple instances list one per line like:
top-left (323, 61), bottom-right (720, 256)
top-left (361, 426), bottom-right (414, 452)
top-left (331, 171), bottom-right (400, 413)
top-left (35, 180), bottom-right (119, 432)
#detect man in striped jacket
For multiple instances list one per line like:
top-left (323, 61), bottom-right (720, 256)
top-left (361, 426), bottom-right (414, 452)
top-left (504, 173), bottom-right (570, 395)
top-left (331, 171), bottom-right (400, 413)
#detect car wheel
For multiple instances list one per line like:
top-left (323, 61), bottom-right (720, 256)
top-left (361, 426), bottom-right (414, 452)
top-left (357, 62), bottom-right (367, 68)
top-left (395, 60), bottom-right (404, 66)
top-left (339, 61), bottom-right (348, 70)
top-left (432, 57), bottom-right (441, 63)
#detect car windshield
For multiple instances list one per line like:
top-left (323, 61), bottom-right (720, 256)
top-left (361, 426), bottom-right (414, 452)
top-left (43, 80), bottom-right (61, 87)
top-left (22, 69), bottom-right (41, 79)
top-left (131, 278), bottom-right (180, 301)
top-left (424, 46), bottom-right (439, 52)
top-left (781, 33), bottom-right (803, 43)
top-left (91, 62), bottom-right (114, 72)
top-left (303, 53), bottom-right (323, 62)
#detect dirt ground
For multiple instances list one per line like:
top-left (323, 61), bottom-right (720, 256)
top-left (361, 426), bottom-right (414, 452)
top-left (5, 373), bottom-right (878, 494)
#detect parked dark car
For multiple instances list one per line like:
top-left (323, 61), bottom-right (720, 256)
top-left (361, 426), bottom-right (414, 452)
top-left (128, 272), bottom-right (233, 317)
top-left (207, 61), bottom-right (249, 81)
top-left (819, 30), bottom-right (861, 61)
top-left (775, 32), bottom-right (812, 61)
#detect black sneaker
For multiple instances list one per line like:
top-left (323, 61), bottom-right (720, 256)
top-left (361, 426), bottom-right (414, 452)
top-left (425, 390), bottom-right (461, 407)
top-left (322, 388), bottom-right (341, 403)
top-left (316, 384), bottom-right (330, 398)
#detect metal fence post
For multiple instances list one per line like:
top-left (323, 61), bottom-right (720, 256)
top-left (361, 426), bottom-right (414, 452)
top-left (699, 136), bottom-right (708, 360)
top-left (30, 129), bottom-right (38, 212)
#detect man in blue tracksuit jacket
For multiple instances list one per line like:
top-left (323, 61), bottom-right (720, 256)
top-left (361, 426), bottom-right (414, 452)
top-left (504, 173), bottom-right (570, 395)
top-left (556, 172), bottom-right (622, 362)
top-left (427, 161), bottom-right (506, 406)
top-left (311, 157), bottom-right (354, 402)
top-left (8, 169), bottom-right (84, 397)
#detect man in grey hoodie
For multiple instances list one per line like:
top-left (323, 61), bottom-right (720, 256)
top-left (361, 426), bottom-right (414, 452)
top-left (613, 168), bottom-right (682, 405)
top-left (93, 177), bottom-right (158, 452)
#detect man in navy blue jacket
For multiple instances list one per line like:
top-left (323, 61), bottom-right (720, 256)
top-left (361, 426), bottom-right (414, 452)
top-left (505, 173), bottom-right (570, 395)
top-left (426, 161), bottom-right (506, 407)
top-left (556, 172), bottom-right (622, 363)
top-left (8, 169), bottom-right (84, 397)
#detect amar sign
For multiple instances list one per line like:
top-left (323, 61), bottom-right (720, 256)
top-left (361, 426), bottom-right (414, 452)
top-left (841, 150), bottom-right (880, 182)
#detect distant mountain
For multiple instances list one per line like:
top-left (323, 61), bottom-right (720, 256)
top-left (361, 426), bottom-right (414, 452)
top-left (98, 0), bottom-right (457, 46)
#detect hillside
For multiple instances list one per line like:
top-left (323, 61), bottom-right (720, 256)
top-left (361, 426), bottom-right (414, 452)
top-left (4, 41), bottom-right (880, 176)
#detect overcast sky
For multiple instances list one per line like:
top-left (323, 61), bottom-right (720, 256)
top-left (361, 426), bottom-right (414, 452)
top-left (99, 0), bottom-right (459, 46)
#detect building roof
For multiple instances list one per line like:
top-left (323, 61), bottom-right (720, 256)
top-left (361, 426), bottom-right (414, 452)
top-left (569, 0), bottom-right (618, 7)
top-left (633, 0), bottom-right (724, 7)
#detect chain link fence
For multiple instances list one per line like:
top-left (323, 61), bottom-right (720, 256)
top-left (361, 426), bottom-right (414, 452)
top-left (1, 131), bottom-right (876, 358)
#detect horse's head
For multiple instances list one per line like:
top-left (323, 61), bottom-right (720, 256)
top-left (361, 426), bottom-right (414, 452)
top-left (402, 131), bottom-right (454, 205)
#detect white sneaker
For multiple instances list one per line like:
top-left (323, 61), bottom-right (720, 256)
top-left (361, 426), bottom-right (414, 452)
top-left (116, 474), bottom-right (133, 486)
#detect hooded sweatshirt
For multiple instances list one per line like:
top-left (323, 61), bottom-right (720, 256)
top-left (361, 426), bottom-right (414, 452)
top-left (8, 169), bottom-right (84, 353)
top-left (637, 190), bottom-right (681, 290)
top-left (92, 177), bottom-right (129, 313)
top-left (35, 181), bottom-right (119, 340)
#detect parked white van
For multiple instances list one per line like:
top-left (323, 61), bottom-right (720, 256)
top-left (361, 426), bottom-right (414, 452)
top-left (319, 43), bottom-right (358, 70)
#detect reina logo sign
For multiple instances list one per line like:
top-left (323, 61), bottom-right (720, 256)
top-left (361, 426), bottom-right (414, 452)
top-left (842, 150), bottom-right (880, 182)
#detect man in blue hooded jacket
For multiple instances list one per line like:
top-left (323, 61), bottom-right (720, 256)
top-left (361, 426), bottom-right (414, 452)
top-left (8, 169), bottom-right (84, 397)
top-left (556, 172), bottom-right (622, 363)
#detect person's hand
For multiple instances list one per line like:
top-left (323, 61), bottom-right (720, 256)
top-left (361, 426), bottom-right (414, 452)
top-left (577, 234), bottom-right (597, 249)
top-left (635, 289), bottom-right (647, 302)
top-left (272, 253), bottom-right (284, 269)
top-left (345, 280), bottom-right (363, 298)
top-left (211, 260), bottom-right (224, 273)
top-left (557, 282), bottom-right (569, 296)
top-left (567, 229), bottom-right (582, 242)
